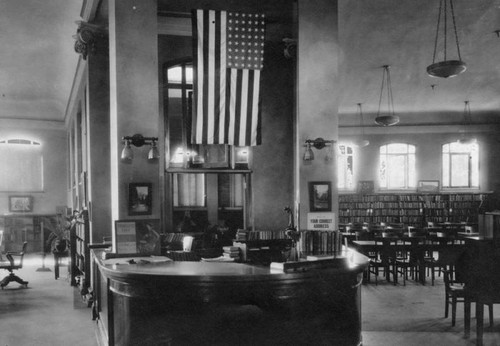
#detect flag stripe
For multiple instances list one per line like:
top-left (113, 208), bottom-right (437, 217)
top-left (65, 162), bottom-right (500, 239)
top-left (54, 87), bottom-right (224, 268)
top-left (252, 71), bottom-right (261, 145)
top-left (207, 10), bottom-right (215, 144)
top-left (200, 10), bottom-right (209, 144)
top-left (244, 70), bottom-right (255, 146)
top-left (191, 10), bottom-right (199, 143)
top-left (218, 12), bottom-right (227, 144)
top-left (233, 70), bottom-right (243, 145)
top-left (212, 11), bottom-right (221, 144)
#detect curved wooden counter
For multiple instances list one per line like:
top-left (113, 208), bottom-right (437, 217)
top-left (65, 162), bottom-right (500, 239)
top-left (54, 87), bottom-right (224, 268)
top-left (91, 250), bottom-right (368, 346)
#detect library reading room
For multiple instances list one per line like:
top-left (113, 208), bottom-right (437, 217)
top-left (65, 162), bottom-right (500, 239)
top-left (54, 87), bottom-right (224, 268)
top-left (1, 0), bottom-right (500, 345)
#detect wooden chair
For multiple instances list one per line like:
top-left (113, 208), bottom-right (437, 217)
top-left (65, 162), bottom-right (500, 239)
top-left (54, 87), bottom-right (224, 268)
top-left (425, 245), bottom-right (465, 285)
top-left (444, 269), bottom-right (493, 327)
top-left (0, 242), bottom-right (28, 289)
top-left (393, 240), bottom-right (419, 285)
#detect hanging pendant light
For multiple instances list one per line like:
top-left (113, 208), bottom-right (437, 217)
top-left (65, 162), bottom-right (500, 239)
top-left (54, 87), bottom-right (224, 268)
top-left (458, 101), bottom-right (476, 144)
top-left (375, 65), bottom-right (399, 126)
top-left (355, 103), bottom-right (369, 147)
top-left (427, 0), bottom-right (466, 78)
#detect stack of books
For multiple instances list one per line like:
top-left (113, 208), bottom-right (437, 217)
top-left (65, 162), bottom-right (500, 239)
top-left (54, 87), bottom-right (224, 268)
top-left (235, 229), bottom-right (247, 241)
top-left (222, 246), bottom-right (241, 261)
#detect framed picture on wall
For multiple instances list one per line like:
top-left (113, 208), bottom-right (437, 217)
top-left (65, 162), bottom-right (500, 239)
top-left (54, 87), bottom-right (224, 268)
top-left (128, 183), bottom-right (152, 216)
top-left (308, 181), bottom-right (332, 212)
top-left (417, 180), bottom-right (440, 193)
top-left (9, 195), bottom-right (33, 212)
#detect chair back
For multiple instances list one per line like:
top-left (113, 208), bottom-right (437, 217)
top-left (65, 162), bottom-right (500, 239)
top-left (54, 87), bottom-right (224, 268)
top-left (464, 225), bottom-right (474, 233)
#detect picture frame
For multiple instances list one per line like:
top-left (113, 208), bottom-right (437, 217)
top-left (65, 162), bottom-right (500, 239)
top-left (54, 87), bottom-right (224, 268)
top-left (128, 183), bottom-right (152, 216)
top-left (357, 180), bottom-right (375, 195)
top-left (417, 180), bottom-right (440, 193)
top-left (309, 181), bottom-right (332, 212)
top-left (114, 219), bottom-right (161, 255)
top-left (9, 195), bottom-right (33, 212)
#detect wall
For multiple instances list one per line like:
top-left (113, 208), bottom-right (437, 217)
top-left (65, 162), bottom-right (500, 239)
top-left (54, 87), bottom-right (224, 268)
top-left (297, 0), bottom-right (339, 229)
top-left (0, 126), bottom-right (67, 215)
top-left (339, 130), bottom-right (498, 196)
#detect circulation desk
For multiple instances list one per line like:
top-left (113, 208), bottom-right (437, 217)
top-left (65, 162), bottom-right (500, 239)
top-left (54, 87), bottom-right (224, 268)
top-left (91, 249), bottom-right (368, 346)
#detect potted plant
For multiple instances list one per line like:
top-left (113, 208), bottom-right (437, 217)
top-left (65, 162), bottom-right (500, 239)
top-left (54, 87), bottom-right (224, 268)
top-left (44, 211), bottom-right (80, 254)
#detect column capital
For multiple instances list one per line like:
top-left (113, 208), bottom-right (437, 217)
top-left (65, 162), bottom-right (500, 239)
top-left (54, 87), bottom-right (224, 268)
top-left (73, 21), bottom-right (107, 60)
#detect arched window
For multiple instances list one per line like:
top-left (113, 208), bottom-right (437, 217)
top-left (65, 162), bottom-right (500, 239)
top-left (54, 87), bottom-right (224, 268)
top-left (379, 143), bottom-right (416, 190)
top-left (442, 142), bottom-right (479, 188)
top-left (338, 144), bottom-right (354, 190)
top-left (0, 139), bottom-right (43, 191)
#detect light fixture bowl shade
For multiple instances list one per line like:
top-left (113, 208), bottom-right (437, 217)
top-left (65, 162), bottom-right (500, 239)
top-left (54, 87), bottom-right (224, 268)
top-left (303, 146), bottom-right (314, 161)
top-left (121, 146), bottom-right (133, 161)
top-left (355, 139), bottom-right (370, 148)
top-left (426, 60), bottom-right (467, 78)
top-left (148, 146), bottom-right (160, 160)
top-left (375, 115), bottom-right (399, 126)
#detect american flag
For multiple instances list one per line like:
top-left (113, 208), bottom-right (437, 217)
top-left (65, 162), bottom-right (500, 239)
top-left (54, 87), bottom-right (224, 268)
top-left (192, 9), bottom-right (265, 146)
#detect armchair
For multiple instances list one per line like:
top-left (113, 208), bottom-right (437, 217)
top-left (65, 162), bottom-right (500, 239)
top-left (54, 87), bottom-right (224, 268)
top-left (0, 241), bottom-right (28, 289)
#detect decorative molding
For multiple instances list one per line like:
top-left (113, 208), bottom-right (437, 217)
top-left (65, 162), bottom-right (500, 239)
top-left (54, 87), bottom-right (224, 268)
top-left (80, 0), bottom-right (100, 22)
top-left (73, 21), bottom-right (106, 60)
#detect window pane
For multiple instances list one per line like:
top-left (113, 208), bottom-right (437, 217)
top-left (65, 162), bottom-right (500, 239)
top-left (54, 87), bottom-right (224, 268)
top-left (450, 154), bottom-right (469, 187)
top-left (379, 155), bottom-right (387, 188)
top-left (470, 149), bottom-right (479, 187)
top-left (387, 143), bottom-right (408, 153)
top-left (167, 66), bottom-right (193, 84)
top-left (338, 145), bottom-right (354, 190)
top-left (408, 153), bottom-right (416, 187)
top-left (443, 153), bottom-right (450, 187)
top-left (173, 173), bottom-right (205, 207)
top-left (0, 143), bottom-right (43, 191)
top-left (387, 155), bottom-right (405, 188)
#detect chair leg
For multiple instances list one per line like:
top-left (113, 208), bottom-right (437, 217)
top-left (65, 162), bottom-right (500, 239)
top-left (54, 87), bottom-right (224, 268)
top-left (445, 294), bottom-right (449, 318)
top-left (488, 304), bottom-right (494, 328)
top-left (0, 273), bottom-right (28, 289)
top-left (452, 296), bottom-right (457, 326)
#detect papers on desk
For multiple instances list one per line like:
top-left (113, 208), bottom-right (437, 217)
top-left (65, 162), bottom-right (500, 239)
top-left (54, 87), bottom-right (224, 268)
top-left (103, 255), bottom-right (172, 266)
top-left (201, 256), bottom-right (235, 262)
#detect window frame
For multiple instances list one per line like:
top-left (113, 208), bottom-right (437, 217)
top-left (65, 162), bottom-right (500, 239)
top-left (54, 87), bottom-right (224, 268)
top-left (441, 142), bottom-right (479, 189)
top-left (379, 143), bottom-right (416, 191)
top-left (337, 143), bottom-right (355, 191)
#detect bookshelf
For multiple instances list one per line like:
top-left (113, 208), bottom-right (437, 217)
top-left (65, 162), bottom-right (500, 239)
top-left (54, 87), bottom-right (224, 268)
top-left (339, 192), bottom-right (490, 227)
top-left (70, 209), bottom-right (90, 289)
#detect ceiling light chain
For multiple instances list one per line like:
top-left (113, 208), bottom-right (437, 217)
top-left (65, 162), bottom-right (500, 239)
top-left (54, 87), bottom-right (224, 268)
top-left (375, 65), bottom-right (399, 126)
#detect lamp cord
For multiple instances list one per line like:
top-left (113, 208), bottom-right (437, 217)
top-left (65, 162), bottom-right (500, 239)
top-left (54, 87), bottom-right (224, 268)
top-left (377, 66), bottom-right (395, 117)
top-left (432, 0), bottom-right (462, 63)
top-left (358, 103), bottom-right (366, 137)
top-left (449, 0), bottom-right (462, 61)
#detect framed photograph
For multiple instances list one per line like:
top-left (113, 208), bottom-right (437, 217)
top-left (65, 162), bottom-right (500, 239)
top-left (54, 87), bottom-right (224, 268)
top-left (309, 181), bottom-right (332, 212)
top-left (114, 219), bottom-right (161, 255)
top-left (9, 195), bottom-right (33, 212)
top-left (417, 180), bottom-right (440, 193)
top-left (128, 183), bottom-right (152, 216)
top-left (357, 180), bottom-right (375, 194)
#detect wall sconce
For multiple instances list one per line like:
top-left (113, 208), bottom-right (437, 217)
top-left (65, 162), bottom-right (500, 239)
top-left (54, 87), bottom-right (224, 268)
top-left (121, 134), bottom-right (159, 162)
top-left (303, 137), bottom-right (336, 162)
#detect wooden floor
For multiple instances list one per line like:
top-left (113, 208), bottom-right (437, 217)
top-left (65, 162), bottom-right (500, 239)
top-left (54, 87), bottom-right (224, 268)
top-left (0, 254), bottom-right (499, 346)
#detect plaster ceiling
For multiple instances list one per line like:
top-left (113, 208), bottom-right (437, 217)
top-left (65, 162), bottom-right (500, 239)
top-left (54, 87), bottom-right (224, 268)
top-left (0, 0), bottom-right (81, 123)
top-left (338, 0), bottom-right (500, 126)
top-left (1, 0), bottom-right (500, 127)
